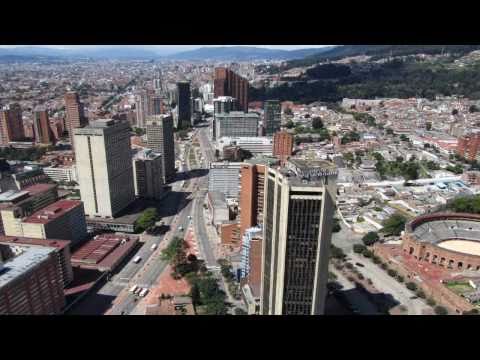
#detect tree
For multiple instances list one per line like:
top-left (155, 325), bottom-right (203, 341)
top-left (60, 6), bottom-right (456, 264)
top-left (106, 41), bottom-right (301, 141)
top-left (400, 134), bottom-right (409, 142)
top-left (362, 249), bottom-right (373, 258)
top-left (135, 207), bottom-right (159, 233)
top-left (234, 308), bottom-right (248, 315)
top-left (426, 298), bottom-right (436, 307)
top-left (469, 105), bottom-right (479, 113)
top-left (425, 122), bottom-right (432, 131)
top-left (330, 245), bottom-right (346, 260)
top-left (362, 232), bottom-right (380, 246)
top-left (406, 282), bottom-right (417, 291)
top-left (416, 289), bottom-right (426, 299)
top-left (387, 269), bottom-right (397, 277)
top-left (397, 275), bottom-right (404, 283)
top-left (381, 213), bottom-right (407, 236)
top-left (434, 306), bottom-right (448, 315)
top-left (452, 109), bottom-right (459, 115)
top-left (332, 218), bottom-right (341, 233)
top-left (285, 120), bottom-right (295, 129)
top-left (284, 107), bottom-right (293, 116)
top-left (353, 244), bottom-right (366, 254)
top-left (312, 117), bottom-right (324, 129)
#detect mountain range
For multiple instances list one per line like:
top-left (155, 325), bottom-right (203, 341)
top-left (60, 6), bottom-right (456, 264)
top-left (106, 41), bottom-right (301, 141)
top-left (0, 46), bottom-right (336, 61)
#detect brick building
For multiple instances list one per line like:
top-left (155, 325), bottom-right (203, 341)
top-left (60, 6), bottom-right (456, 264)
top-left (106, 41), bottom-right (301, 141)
top-left (214, 68), bottom-right (249, 112)
top-left (273, 131), bottom-right (294, 164)
top-left (0, 236), bottom-right (73, 286)
top-left (0, 243), bottom-right (65, 314)
top-left (457, 133), bottom-right (480, 161)
top-left (20, 199), bottom-right (87, 246)
top-left (0, 104), bottom-right (25, 145)
top-left (33, 109), bottom-right (55, 145)
top-left (239, 164), bottom-right (266, 238)
top-left (64, 91), bottom-right (88, 146)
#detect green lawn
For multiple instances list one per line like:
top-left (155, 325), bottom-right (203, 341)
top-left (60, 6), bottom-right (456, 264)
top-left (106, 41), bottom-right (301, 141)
top-left (445, 281), bottom-right (474, 295)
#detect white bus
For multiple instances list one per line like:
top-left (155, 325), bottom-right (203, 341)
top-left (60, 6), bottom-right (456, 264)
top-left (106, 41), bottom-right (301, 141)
top-left (139, 288), bottom-right (149, 297)
top-left (133, 256), bottom-right (142, 264)
top-left (129, 285), bottom-right (138, 293)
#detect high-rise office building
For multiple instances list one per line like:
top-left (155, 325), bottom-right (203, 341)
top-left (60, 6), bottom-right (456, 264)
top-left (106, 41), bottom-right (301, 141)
top-left (212, 96), bottom-right (238, 140)
top-left (33, 108), bottom-right (54, 145)
top-left (133, 149), bottom-right (164, 200)
top-left (264, 100), bottom-right (281, 136)
top-left (239, 163), bottom-right (266, 238)
top-left (64, 92), bottom-right (88, 146)
top-left (177, 81), bottom-right (191, 129)
top-left (153, 68), bottom-right (164, 93)
top-left (0, 104), bottom-right (25, 145)
top-left (214, 68), bottom-right (249, 112)
top-left (273, 130), bottom-right (294, 164)
top-left (215, 112), bottom-right (259, 138)
top-left (146, 115), bottom-right (175, 183)
top-left (74, 120), bottom-right (135, 218)
top-left (261, 159), bottom-right (338, 315)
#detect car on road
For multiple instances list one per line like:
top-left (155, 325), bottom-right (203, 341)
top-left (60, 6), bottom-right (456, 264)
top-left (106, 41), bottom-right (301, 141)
top-left (151, 244), bottom-right (158, 251)
top-left (133, 256), bottom-right (142, 264)
top-left (130, 285), bottom-right (138, 293)
top-left (134, 287), bottom-right (142, 295)
top-left (355, 262), bottom-right (365, 267)
top-left (139, 288), bottom-right (149, 297)
top-left (178, 226), bottom-right (184, 231)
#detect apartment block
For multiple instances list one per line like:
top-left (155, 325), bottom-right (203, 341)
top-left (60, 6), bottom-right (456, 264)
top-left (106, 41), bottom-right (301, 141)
top-left (0, 243), bottom-right (65, 314)
top-left (0, 103), bottom-right (25, 145)
top-left (133, 150), bottom-right (164, 200)
top-left (0, 236), bottom-right (73, 287)
top-left (20, 199), bottom-right (87, 246)
top-left (239, 163), bottom-right (266, 238)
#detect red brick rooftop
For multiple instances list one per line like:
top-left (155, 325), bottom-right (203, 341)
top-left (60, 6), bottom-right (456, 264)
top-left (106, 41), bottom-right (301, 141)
top-left (23, 183), bottom-right (57, 196)
top-left (0, 235), bottom-right (70, 250)
top-left (71, 233), bottom-right (138, 272)
top-left (23, 199), bottom-right (82, 224)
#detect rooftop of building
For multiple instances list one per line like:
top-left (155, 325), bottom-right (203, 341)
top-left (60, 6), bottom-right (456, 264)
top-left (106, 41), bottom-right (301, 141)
top-left (71, 233), bottom-right (139, 272)
top-left (23, 199), bottom-right (82, 224)
top-left (218, 136), bottom-right (273, 145)
top-left (208, 191), bottom-right (227, 208)
top-left (216, 111), bottom-right (259, 118)
top-left (134, 148), bottom-right (162, 161)
top-left (0, 244), bottom-right (55, 289)
top-left (0, 183), bottom-right (56, 206)
top-left (0, 190), bottom-right (29, 203)
top-left (0, 235), bottom-right (70, 250)
top-left (245, 156), bottom-right (280, 167)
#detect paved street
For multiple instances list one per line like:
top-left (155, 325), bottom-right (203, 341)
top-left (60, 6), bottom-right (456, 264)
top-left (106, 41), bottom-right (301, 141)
top-left (348, 252), bottom-right (431, 315)
top-left (331, 268), bottom-right (381, 314)
top-left (332, 223), bottom-right (363, 252)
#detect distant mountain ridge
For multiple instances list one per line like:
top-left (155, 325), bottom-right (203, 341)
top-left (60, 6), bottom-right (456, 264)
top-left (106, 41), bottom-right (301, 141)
top-left (167, 46), bottom-right (336, 60)
top-left (287, 45), bottom-right (480, 68)
top-left (0, 46), bottom-right (337, 61)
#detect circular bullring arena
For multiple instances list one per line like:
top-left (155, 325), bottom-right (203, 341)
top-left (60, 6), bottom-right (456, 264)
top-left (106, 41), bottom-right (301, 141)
top-left (402, 213), bottom-right (480, 271)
